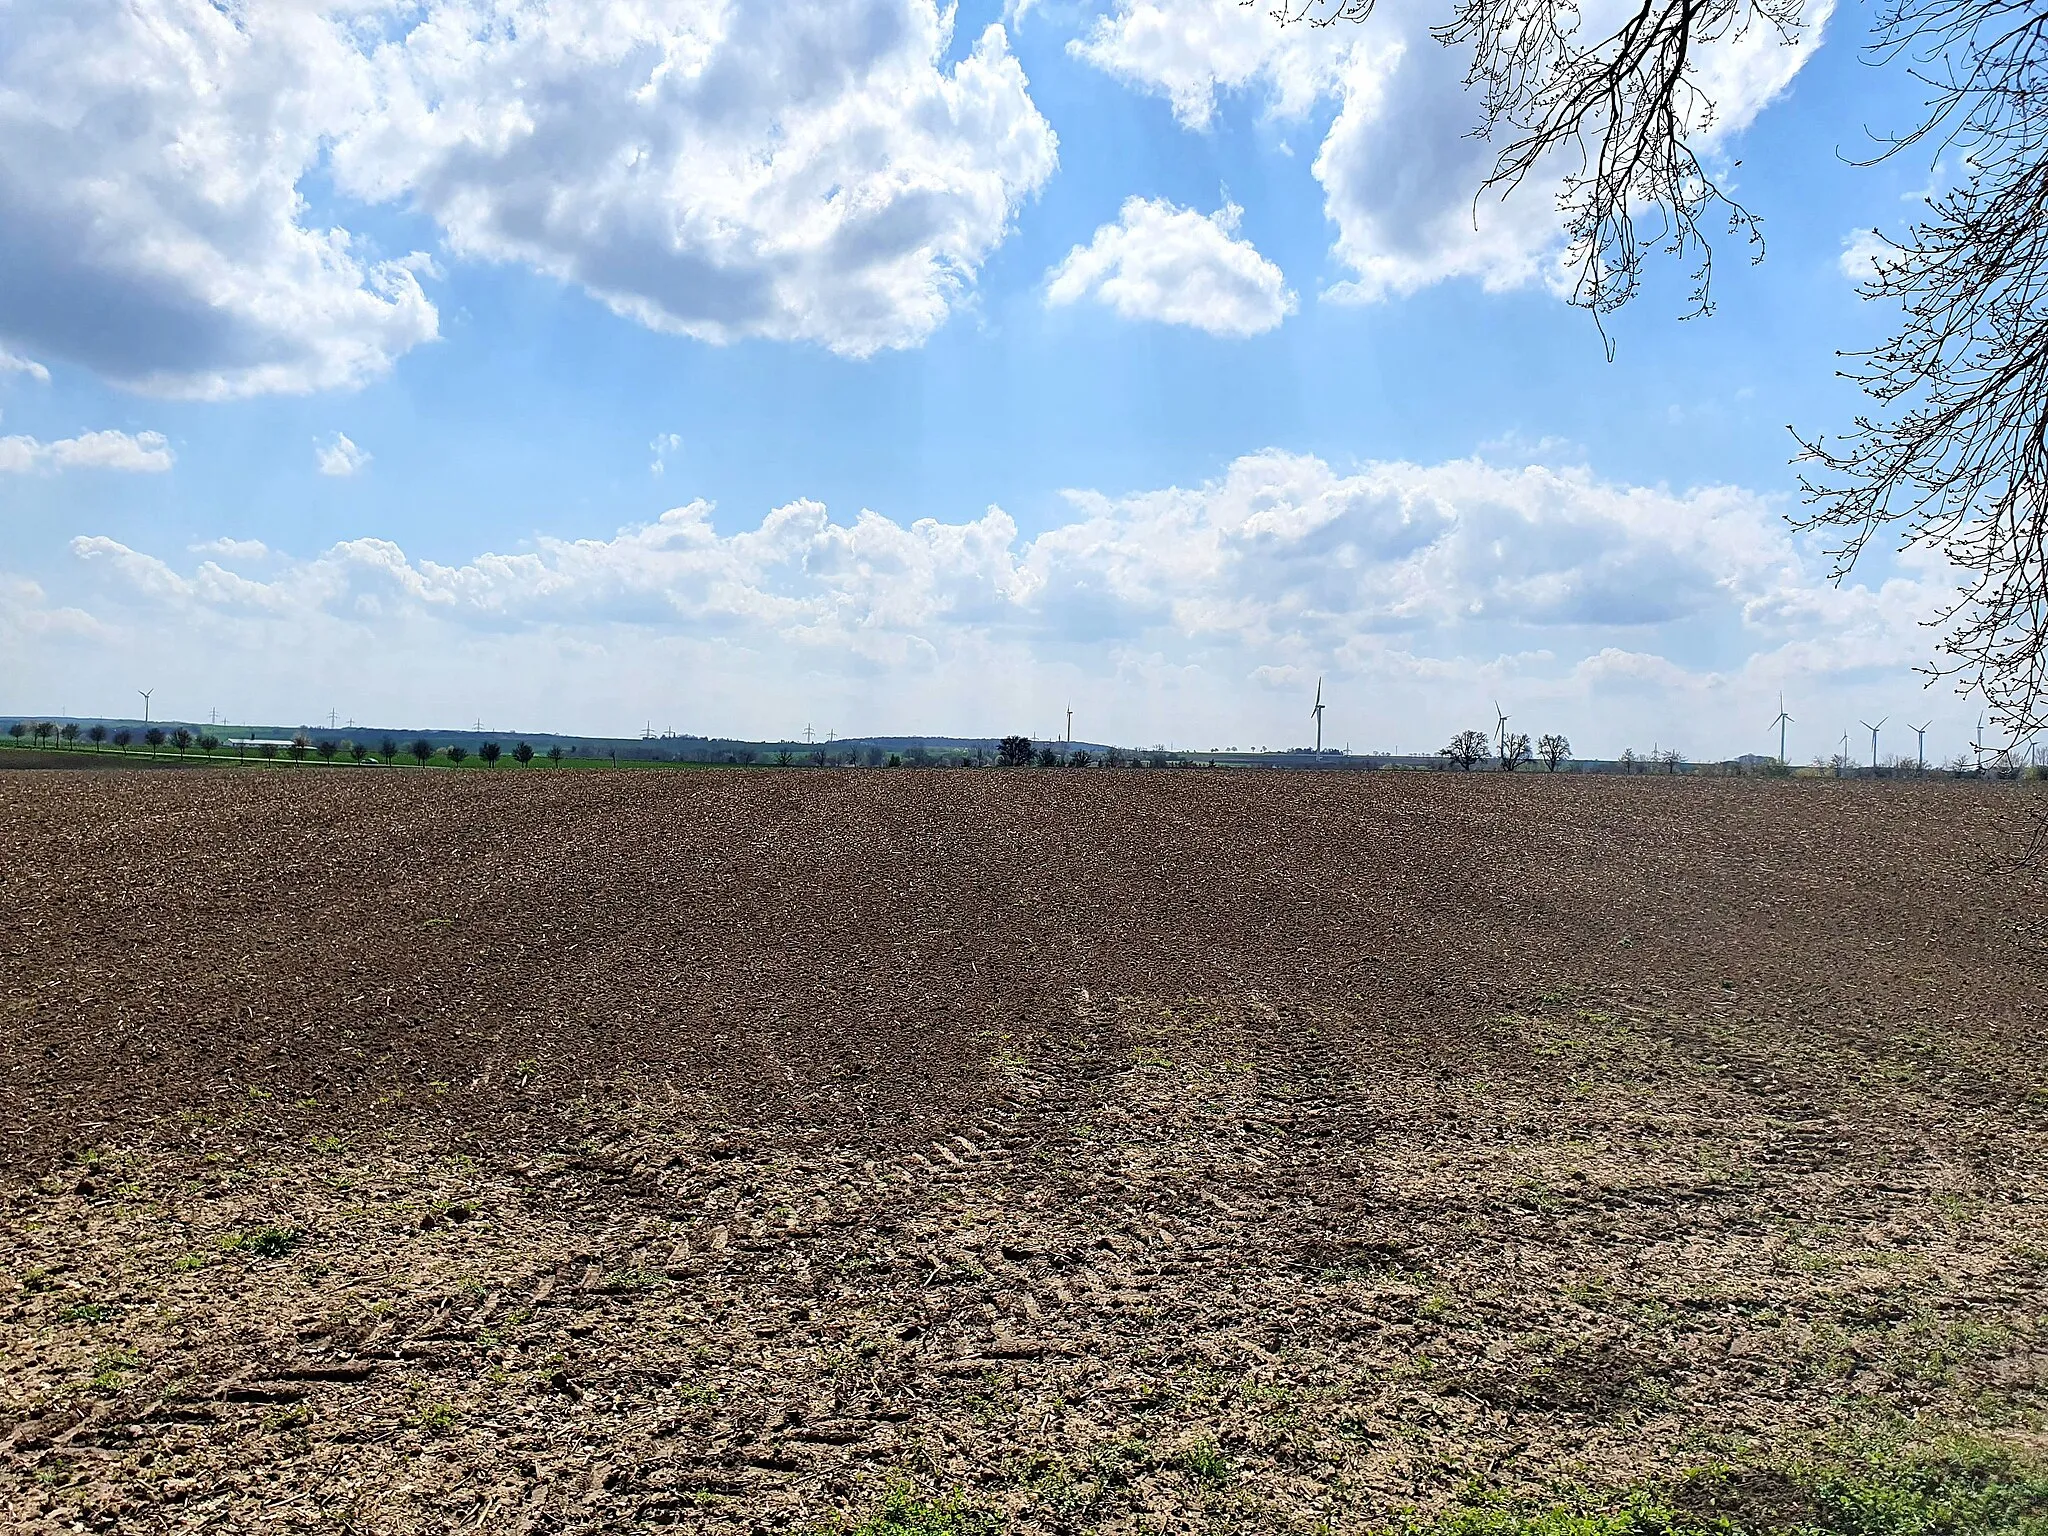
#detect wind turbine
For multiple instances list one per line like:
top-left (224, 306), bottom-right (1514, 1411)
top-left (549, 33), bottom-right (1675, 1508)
top-left (1769, 693), bottom-right (1793, 764)
top-left (137, 688), bottom-right (153, 725)
top-left (1911, 720), bottom-right (1931, 773)
top-left (1494, 701), bottom-right (1511, 762)
top-left (1311, 679), bottom-right (1326, 754)
top-left (1860, 717), bottom-right (1886, 772)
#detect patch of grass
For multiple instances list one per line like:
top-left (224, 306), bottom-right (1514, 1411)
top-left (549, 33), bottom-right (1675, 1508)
top-left (86, 1349), bottom-right (141, 1394)
top-left (1175, 1436), bottom-right (1234, 1486)
top-left (221, 1225), bottom-right (301, 1259)
top-left (1387, 1436), bottom-right (2048, 1536)
top-left (832, 1482), bottom-right (1000, 1536)
top-left (57, 1301), bottom-right (117, 1324)
top-left (413, 1401), bottom-right (460, 1436)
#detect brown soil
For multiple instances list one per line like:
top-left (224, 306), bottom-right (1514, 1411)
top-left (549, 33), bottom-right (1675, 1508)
top-left (1, 770), bottom-right (2043, 1534)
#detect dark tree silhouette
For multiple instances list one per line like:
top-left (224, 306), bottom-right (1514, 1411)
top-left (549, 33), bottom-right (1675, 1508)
top-left (259, 742), bottom-right (278, 761)
top-left (446, 745), bottom-right (469, 765)
top-left (512, 741), bottom-right (534, 766)
top-left (411, 738), bottom-right (434, 766)
top-left (349, 742), bottom-right (367, 763)
top-left (1538, 732), bottom-right (1573, 771)
top-left (1497, 731), bottom-right (1534, 771)
top-left (59, 723), bottom-right (79, 748)
top-left (316, 738), bottom-right (338, 763)
top-left (546, 745), bottom-right (564, 766)
top-left (997, 735), bottom-right (1034, 767)
top-left (172, 727), bottom-right (192, 757)
top-left (199, 734), bottom-right (220, 756)
top-left (31, 721), bottom-right (53, 747)
top-left (381, 737), bottom-right (400, 762)
top-left (288, 733), bottom-right (309, 762)
top-left (144, 727), bottom-right (165, 749)
top-left (1441, 729), bottom-right (1491, 771)
top-left (88, 724), bottom-right (106, 750)
top-left (112, 729), bottom-right (131, 750)
top-left (7, 722), bottom-right (25, 742)
top-left (479, 741), bottom-right (501, 768)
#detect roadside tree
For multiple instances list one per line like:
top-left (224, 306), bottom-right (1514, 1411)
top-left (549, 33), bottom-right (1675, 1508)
top-left (60, 723), bottom-right (79, 749)
top-left (112, 729), bottom-right (131, 750)
top-left (144, 727), bottom-right (165, 749)
top-left (512, 742), bottom-right (534, 766)
top-left (172, 728), bottom-right (192, 757)
top-left (88, 725), bottom-right (106, 750)
top-left (1441, 729), bottom-right (1490, 771)
top-left (199, 735), bottom-right (220, 757)
top-left (1497, 732), bottom-right (1534, 771)
top-left (411, 739), bottom-right (434, 766)
top-left (997, 735), bottom-right (1033, 767)
top-left (446, 745), bottom-right (469, 765)
top-left (1538, 734), bottom-right (1572, 771)
top-left (546, 745), bottom-right (564, 766)
top-left (349, 742), bottom-right (367, 763)
top-left (317, 738), bottom-right (338, 764)
top-left (479, 742), bottom-right (501, 768)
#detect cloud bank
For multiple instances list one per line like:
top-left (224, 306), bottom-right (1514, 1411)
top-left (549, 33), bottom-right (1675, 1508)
top-left (20, 451), bottom-right (1951, 755)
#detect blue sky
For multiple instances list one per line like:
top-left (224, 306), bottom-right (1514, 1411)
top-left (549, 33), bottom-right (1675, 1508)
top-left (0, 0), bottom-right (1982, 763)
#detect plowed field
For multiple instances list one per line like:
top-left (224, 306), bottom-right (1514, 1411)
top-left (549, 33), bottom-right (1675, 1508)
top-left (1, 770), bottom-right (2044, 1534)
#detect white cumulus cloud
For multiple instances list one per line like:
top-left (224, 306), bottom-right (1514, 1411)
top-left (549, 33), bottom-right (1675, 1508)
top-left (1046, 198), bottom-right (1294, 337)
top-left (0, 429), bottom-right (174, 474)
top-left (0, 0), bottom-right (1056, 396)
top-left (336, 2), bottom-right (1058, 358)
top-left (315, 434), bottom-right (371, 478)
top-left (0, 0), bottom-right (437, 399)
top-left (1073, 0), bottom-right (1831, 305)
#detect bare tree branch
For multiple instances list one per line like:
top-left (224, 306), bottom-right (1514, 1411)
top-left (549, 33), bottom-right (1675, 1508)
top-left (1792, 0), bottom-right (2048, 740)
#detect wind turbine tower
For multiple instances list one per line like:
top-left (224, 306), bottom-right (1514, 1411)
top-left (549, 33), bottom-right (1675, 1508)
top-left (137, 688), bottom-right (152, 725)
top-left (1911, 720), bottom-right (1931, 773)
top-left (1860, 717), bottom-right (1886, 772)
top-left (1770, 693), bottom-right (1793, 764)
top-left (1494, 701), bottom-right (1510, 761)
top-left (1311, 679), bottom-right (1326, 754)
